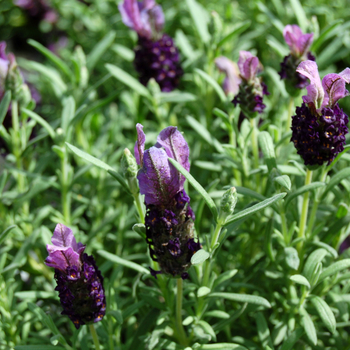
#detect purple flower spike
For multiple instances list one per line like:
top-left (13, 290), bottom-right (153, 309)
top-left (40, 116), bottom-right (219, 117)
top-left (215, 56), bottom-right (241, 95)
top-left (118, 0), bottom-right (164, 39)
top-left (135, 125), bottom-right (201, 279)
top-left (291, 61), bottom-right (350, 166)
top-left (46, 224), bottom-right (106, 329)
top-left (238, 51), bottom-right (260, 82)
top-left (283, 25), bottom-right (313, 58)
top-left (134, 123), bottom-right (146, 166)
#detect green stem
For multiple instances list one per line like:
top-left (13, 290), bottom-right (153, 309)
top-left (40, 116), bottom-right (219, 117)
top-left (297, 169), bottom-right (313, 254)
top-left (280, 209), bottom-right (289, 244)
top-left (61, 151), bottom-right (71, 225)
top-left (250, 118), bottom-right (260, 187)
top-left (176, 278), bottom-right (188, 346)
top-left (134, 192), bottom-right (145, 223)
top-left (89, 324), bottom-right (101, 350)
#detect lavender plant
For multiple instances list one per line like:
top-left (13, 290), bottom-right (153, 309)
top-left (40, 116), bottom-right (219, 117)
top-left (2, 1), bottom-right (350, 350)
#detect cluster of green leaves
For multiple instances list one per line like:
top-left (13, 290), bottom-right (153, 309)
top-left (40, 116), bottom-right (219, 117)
top-left (1, 0), bottom-right (350, 350)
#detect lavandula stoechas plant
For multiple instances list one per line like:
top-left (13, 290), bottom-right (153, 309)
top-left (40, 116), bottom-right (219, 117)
top-left (291, 60), bottom-right (350, 166)
top-left (119, 0), bottom-right (183, 92)
top-left (134, 124), bottom-right (201, 279)
top-left (279, 25), bottom-right (315, 95)
top-left (231, 51), bottom-right (269, 118)
top-left (45, 224), bottom-right (106, 329)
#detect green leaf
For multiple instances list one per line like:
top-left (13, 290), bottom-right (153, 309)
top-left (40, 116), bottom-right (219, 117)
top-left (186, 115), bottom-right (224, 153)
top-left (191, 249), bottom-right (210, 265)
top-left (258, 131), bottom-right (277, 172)
top-left (15, 346), bottom-right (65, 350)
top-left (224, 193), bottom-right (286, 227)
top-left (158, 91), bottom-right (197, 104)
top-left (300, 307), bottom-right (317, 345)
top-left (198, 344), bottom-right (248, 350)
top-left (185, 0), bottom-right (211, 44)
top-left (284, 247), bottom-right (300, 270)
top-left (318, 259), bottom-right (350, 283)
top-left (321, 167), bottom-right (350, 200)
top-left (311, 20), bottom-right (344, 52)
top-left (290, 274), bottom-right (310, 289)
top-left (209, 292), bottom-right (271, 308)
top-left (310, 295), bottom-right (336, 334)
top-left (217, 21), bottom-right (251, 48)
top-left (0, 91), bottom-right (11, 126)
top-left (289, 0), bottom-right (307, 32)
top-left (105, 63), bottom-right (151, 99)
top-left (168, 158), bottom-right (218, 220)
top-left (198, 320), bottom-right (217, 342)
top-left (255, 312), bottom-right (274, 349)
top-left (22, 108), bottom-right (55, 139)
top-left (280, 328), bottom-right (304, 350)
top-left (303, 248), bottom-right (328, 282)
top-left (107, 169), bottom-right (132, 196)
top-left (111, 44), bottom-right (135, 62)
top-left (65, 142), bottom-right (113, 171)
top-left (236, 187), bottom-right (265, 201)
top-left (15, 291), bottom-right (57, 299)
top-left (312, 242), bottom-right (338, 259)
top-left (132, 223), bottom-right (146, 239)
top-left (284, 182), bottom-right (325, 208)
top-left (97, 250), bottom-right (150, 274)
top-left (274, 175), bottom-right (291, 191)
top-left (0, 225), bottom-right (16, 245)
top-left (205, 310), bottom-right (230, 319)
top-left (28, 39), bottom-right (72, 79)
top-left (194, 68), bottom-right (226, 102)
top-left (107, 310), bottom-right (123, 324)
top-left (61, 96), bottom-right (75, 133)
top-left (87, 31), bottom-right (116, 70)
top-left (197, 286), bottom-right (211, 298)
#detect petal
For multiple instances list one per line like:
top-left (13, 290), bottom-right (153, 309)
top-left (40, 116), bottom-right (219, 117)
top-left (51, 223), bottom-right (78, 250)
top-left (45, 247), bottom-right (80, 271)
top-left (149, 5), bottom-right (164, 32)
top-left (296, 33), bottom-right (313, 56)
top-left (339, 68), bottom-right (350, 84)
top-left (156, 126), bottom-right (190, 171)
top-left (283, 25), bottom-right (303, 54)
top-left (297, 60), bottom-right (324, 109)
top-left (322, 73), bottom-right (349, 108)
top-left (134, 123), bottom-right (146, 166)
top-left (238, 51), bottom-right (259, 81)
top-left (215, 56), bottom-right (241, 95)
top-left (137, 147), bottom-right (180, 205)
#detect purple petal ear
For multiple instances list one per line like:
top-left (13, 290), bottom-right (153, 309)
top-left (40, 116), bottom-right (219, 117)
top-left (297, 33), bottom-right (313, 56)
top-left (51, 224), bottom-right (78, 250)
top-left (45, 247), bottom-right (81, 271)
top-left (137, 147), bottom-right (180, 205)
top-left (322, 73), bottom-right (349, 108)
top-left (297, 60), bottom-right (324, 109)
top-left (339, 68), bottom-right (350, 83)
top-left (156, 126), bottom-right (190, 172)
top-left (283, 25), bottom-right (303, 50)
top-left (134, 123), bottom-right (146, 166)
top-left (149, 5), bottom-right (164, 32)
top-left (238, 51), bottom-right (259, 81)
top-left (215, 56), bottom-right (241, 95)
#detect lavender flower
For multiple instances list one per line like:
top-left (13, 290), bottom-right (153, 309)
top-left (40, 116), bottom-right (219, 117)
top-left (134, 124), bottom-right (201, 279)
top-left (339, 234), bottom-right (350, 255)
top-left (291, 60), bottom-right (350, 166)
top-left (215, 56), bottom-right (241, 96)
top-left (119, 0), bottom-right (183, 92)
top-left (45, 224), bottom-right (106, 329)
top-left (231, 51), bottom-right (269, 118)
top-left (279, 25), bottom-right (315, 94)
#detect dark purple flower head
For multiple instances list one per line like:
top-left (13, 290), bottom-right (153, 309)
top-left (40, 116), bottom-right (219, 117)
top-left (118, 0), bottom-right (164, 40)
top-left (215, 56), bottom-right (241, 96)
top-left (291, 61), bottom-right (350, 166)
top-left (135, 125), bottom-right (201, 279)
top-left (135, 124), bottom-right (189, 206)
top-left (283, 25), bottom-right (313, 58)
top-left (45, 224), bottom-right (106, 329)
top-left (231, 51), bottom-right (269, 117)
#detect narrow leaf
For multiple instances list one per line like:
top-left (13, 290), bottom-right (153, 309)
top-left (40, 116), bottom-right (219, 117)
top-left (224, 193), bottom-right (286, 227)
top-left (186, 0), bottom-right (211, 44)
top-left (97, 250), bottom-right (150, 274)
top-left (194, 68), bottom-right (226, 102)
top-left (199, 344), bottom-right (248, 350)
top-left (87, 31), bottom-right (116, 70)
top-left (61, 96), bottom-right (75, 133)
top-left (303, 248), bottom-right (328, 282)
top-left (289, 0), bottom-right (307, 32)
top-left (0, 225), bottom-right (16, 245)
top-left (300, 307), bottom-right (317, 345)
top-left (209, 292), bottom-right (271, 308)
top-left (318, 259), bottom-right (350, 283)
top-left (22, 108), bottom-right (55, 139)
top-left (290, 274), bottom-right (311, 289)
top-left (280, 328), bottom-right (304, 350)
top-left (105, 63), bottom-right (151, 99)
top-left (321, 167), bottom-right (350, 200)
top-left (284, 182), bottom-right (325, 208)
top-left (255, 312), bottom-right (274, 349)
top-left (258, 131), bottom-right (276, 172)
top-left (28, 39), bottom-right (72, 79)
top-left (168, 158), bottom-right (218, 221)
top-left (274, 175), bottom-right (291, 191)
top-left (310, 295), bottom-right (336, 333)
top-left (191, 249), bottom-right (210, 265)
top-left (0, 91), bottom-right (11, 126)
top-left (217, 21), bottom-right (251, 48)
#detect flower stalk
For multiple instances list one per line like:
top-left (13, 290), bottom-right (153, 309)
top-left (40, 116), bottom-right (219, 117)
top-left (89, 324), bottom-right (101, 350)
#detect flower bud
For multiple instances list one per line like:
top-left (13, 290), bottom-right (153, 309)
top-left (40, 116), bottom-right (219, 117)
top-left (219, 187), bottom-right (237, 223)
top-left (121, 148), bottom-right (139, 196)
